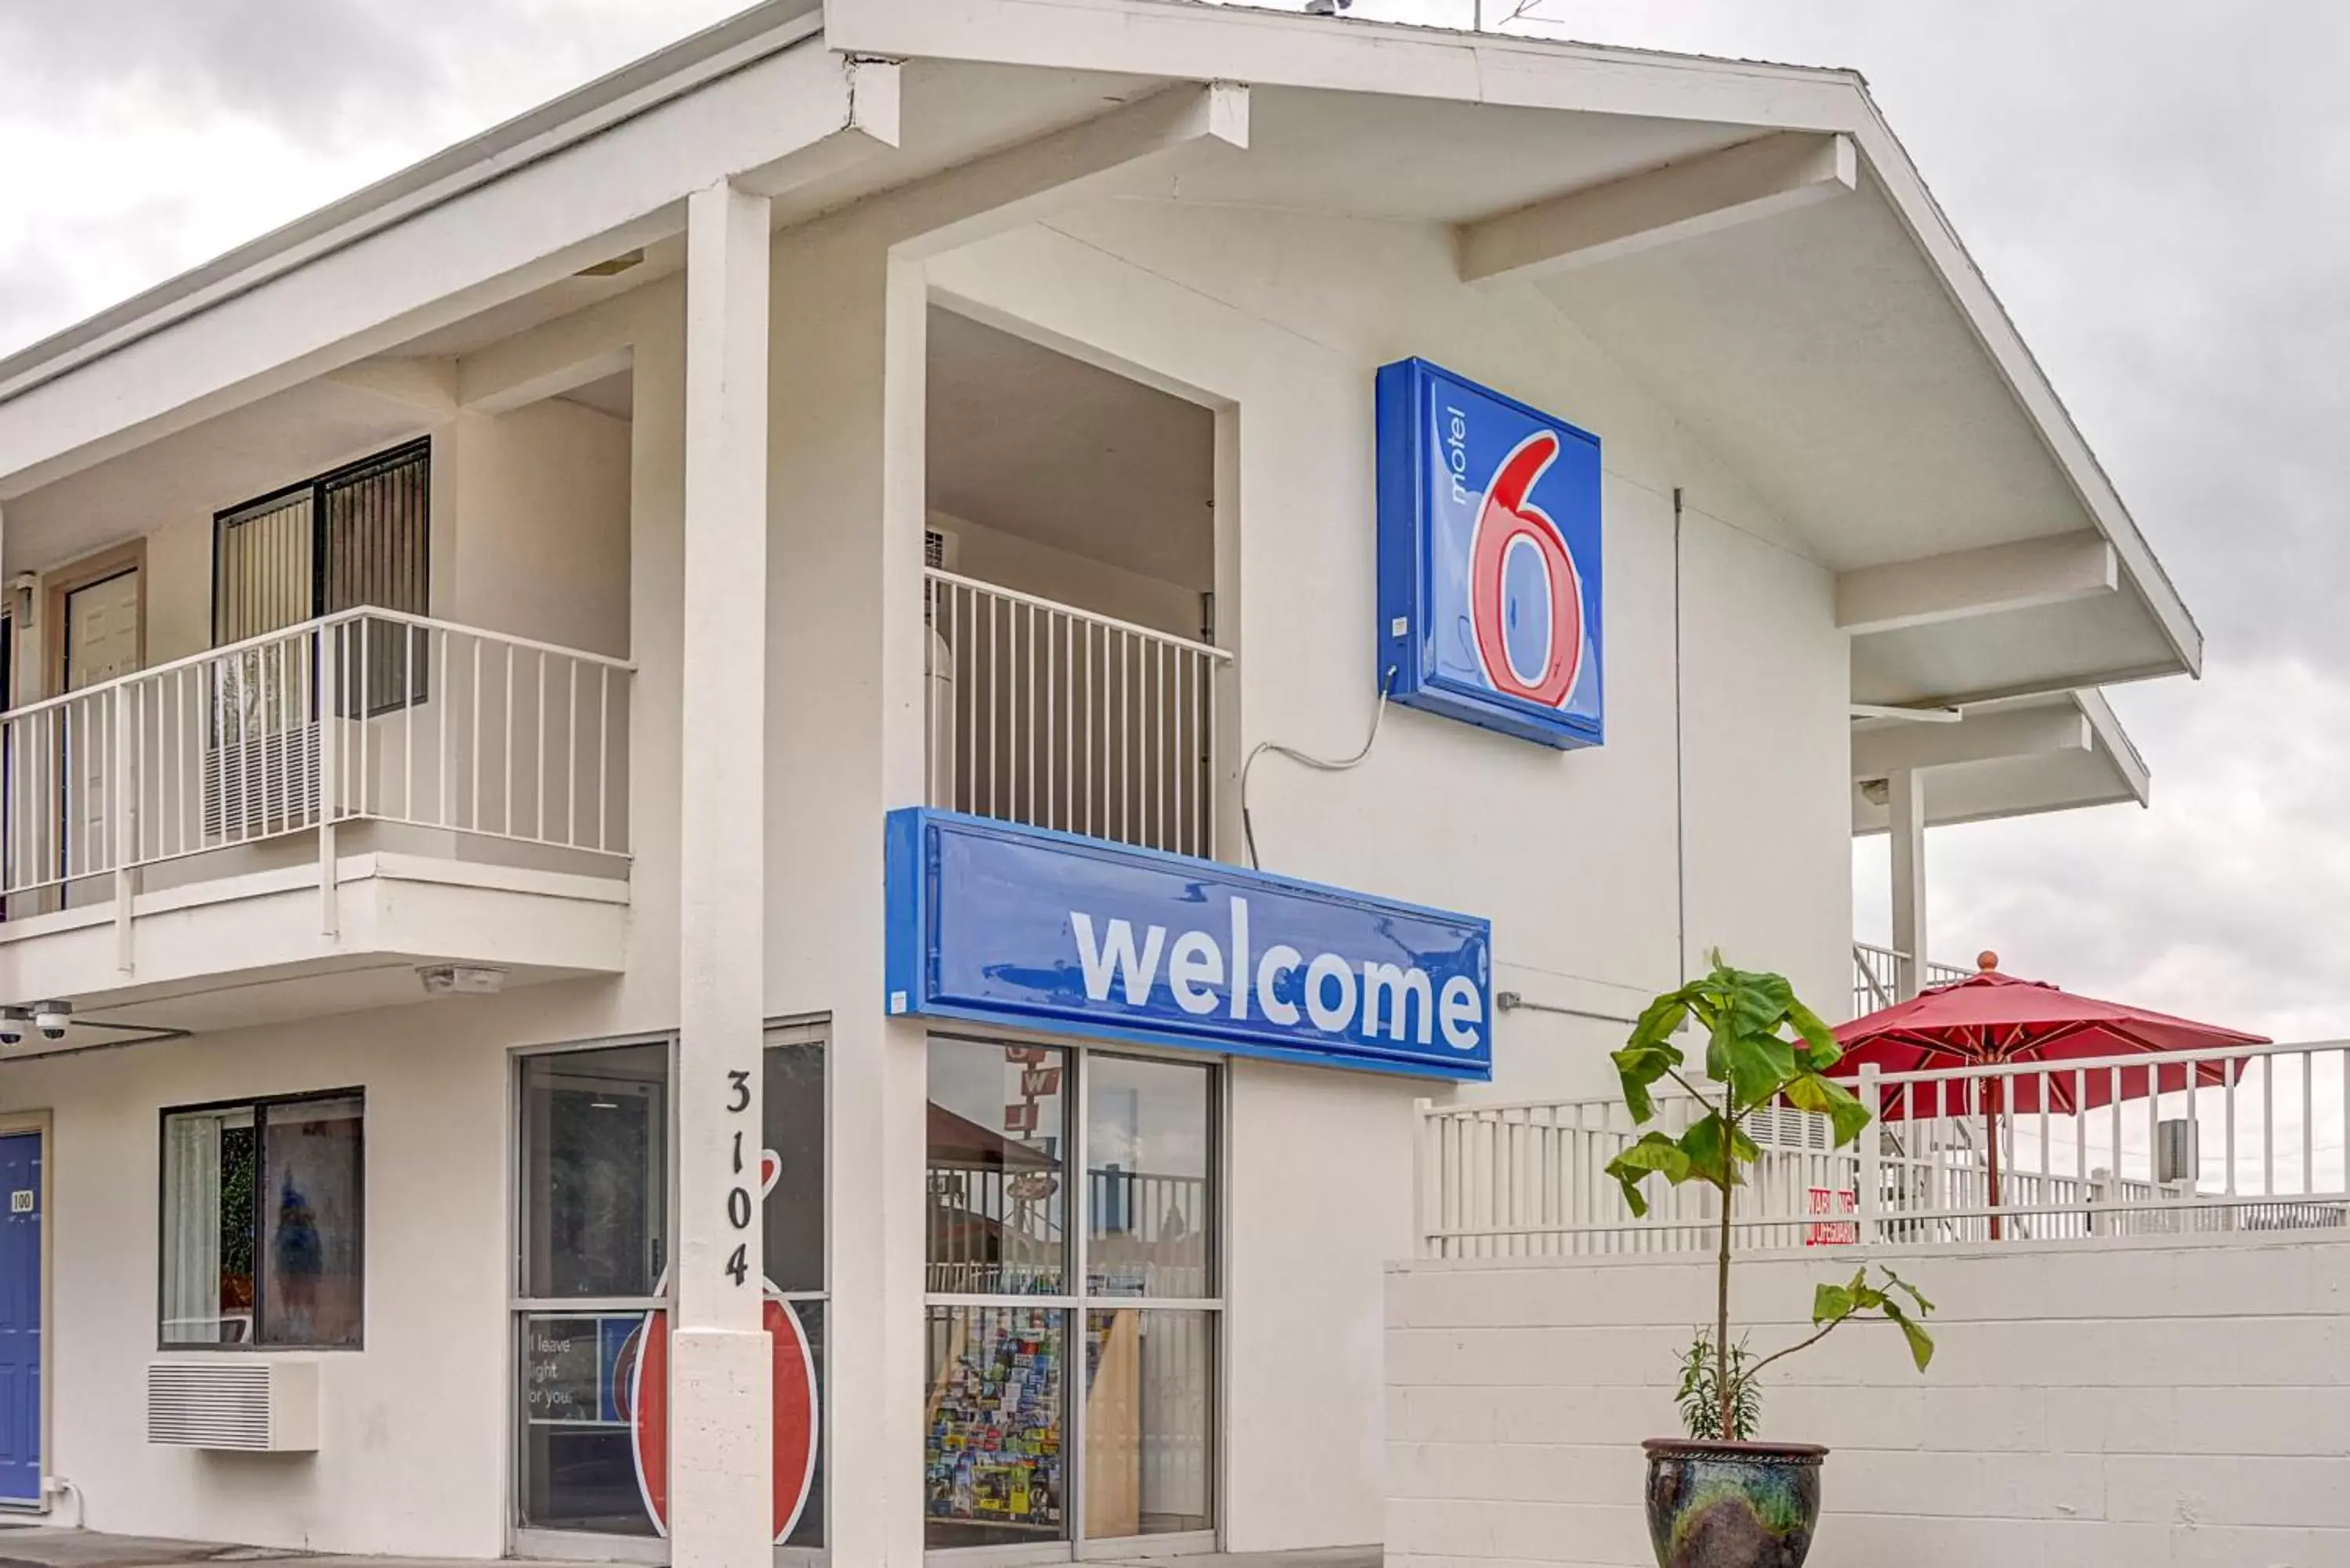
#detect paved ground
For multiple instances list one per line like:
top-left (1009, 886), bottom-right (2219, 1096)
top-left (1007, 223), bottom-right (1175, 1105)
top-left (0, 1528), bottom-right (1380, 1568)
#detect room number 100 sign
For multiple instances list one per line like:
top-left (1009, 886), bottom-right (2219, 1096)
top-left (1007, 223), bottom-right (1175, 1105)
top-left (725, 1068), bottom-right (754, 1286)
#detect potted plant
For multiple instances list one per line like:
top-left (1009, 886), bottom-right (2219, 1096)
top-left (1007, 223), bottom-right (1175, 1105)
top-left (1607, 956), bottom-right (1936, 1568)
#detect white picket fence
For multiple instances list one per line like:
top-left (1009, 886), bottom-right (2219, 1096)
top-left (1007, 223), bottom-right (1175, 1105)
top-left (1418, 1039), bottom-right (2350, 1258)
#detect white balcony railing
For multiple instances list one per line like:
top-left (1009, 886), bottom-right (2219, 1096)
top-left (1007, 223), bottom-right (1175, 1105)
top-left (1, 609), bottom-right (632, 919)
top-left (1416, 1039), bottom-right (2350, 1259)
top-left (1851, 940), bottom-right (1971, 1016)
top-left (924, 569), bottom-right (1227, 859)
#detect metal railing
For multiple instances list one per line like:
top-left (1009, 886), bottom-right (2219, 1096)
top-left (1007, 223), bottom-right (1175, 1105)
top-left (924, 1164), bottom-right (1212, 1298)
top-left (925, 569), bottom-right (1228, 859)
top-left (1851, 941), bottom-right (1971, 1016)
top-left (1417, 1039), bottom-right (2350, 1258)
top-left (1, 609), bottom-right (633, 919)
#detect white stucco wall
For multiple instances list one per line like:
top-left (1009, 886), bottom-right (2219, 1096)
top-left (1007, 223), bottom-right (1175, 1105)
top-left (446, 399), bottom-right (633, 659)
top-left (1387, 1239), bottom-right (2350, 1568)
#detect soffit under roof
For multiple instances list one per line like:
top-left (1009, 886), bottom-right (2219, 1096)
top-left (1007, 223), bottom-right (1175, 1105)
top-left (1849, 690), bottom-right (2147, 836)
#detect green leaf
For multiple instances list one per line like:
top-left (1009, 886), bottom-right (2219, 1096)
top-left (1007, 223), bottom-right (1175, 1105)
top-left (1605, 1132), bottom-right (1692, 1216)
top-left (1627, 987), bottom-right (1698, 1054)
top-left (1722, 1030), bottom-right (1799, 1111)
top-left (1879, 1266), bottom-right (1937, 1317)
top-left (1725, 968), bottom-right (1798, 1039)
top-left (1883, 1299), bottom-right (1936, 1371)
top-left (1784, 1072), bottom-right (1874, 1147)
top-left (1611, 1042), bottom-right (1683, 1125)
top-left (1811, 1282), bottom-right (1855, 1324)
top-left (1703, 1009), bottom-right (1738, 1091)
top-left (1786, 996), bottom-right (1842, 1071)
top-left (1678, 1114), bottom-right (1749, 1189)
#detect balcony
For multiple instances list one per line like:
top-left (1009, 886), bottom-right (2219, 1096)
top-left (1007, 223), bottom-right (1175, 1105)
top-left (0, 609), bottom-right (632, 1035)
top-left (924, 569), bottom-right (1227, 860)
top-left (1850, 938), bottom-right (1970, 1016)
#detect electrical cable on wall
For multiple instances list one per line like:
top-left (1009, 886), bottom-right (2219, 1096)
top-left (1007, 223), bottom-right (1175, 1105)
top-left (1672, 484), bottom-right (1689, 985)
top-left (1238, 665), bottom-right (1397, 869)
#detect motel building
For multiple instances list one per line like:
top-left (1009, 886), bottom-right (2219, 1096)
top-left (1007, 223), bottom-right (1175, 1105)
top-left (0, 2), bottom-right (2204, 1566)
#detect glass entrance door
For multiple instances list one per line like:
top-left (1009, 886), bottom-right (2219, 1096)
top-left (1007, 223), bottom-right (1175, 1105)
top-left (514, 1041), bottom-right (671, 1540)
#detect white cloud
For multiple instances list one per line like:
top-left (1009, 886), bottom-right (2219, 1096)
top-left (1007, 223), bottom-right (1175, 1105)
top-left (0, 0), bottom-right (746, 356)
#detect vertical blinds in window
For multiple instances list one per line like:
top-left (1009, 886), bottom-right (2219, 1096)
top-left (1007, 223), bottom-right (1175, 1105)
top-left (214, 439), bottom-right (429, 644)
top-left (320, 443), bottom-right (429, 620)
top-left (214, 493), bottom-right (313, 646)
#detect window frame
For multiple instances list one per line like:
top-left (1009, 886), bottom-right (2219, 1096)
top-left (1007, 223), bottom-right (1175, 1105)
top-left (153, 1085), bottom-right (367, 1353)
top-left (508, 1034), bottom-right (676, 1559)
top-left (211, 436), bottom-right (433, 644)
top-left (922, 1032), bottom-right (1225, 1563)
top-left (764, 1020), bottom-right (832, 1564)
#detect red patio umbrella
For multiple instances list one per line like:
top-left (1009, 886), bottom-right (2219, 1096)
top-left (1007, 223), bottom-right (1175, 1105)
top-left (1822, 952), bottom-right (2269, 1237)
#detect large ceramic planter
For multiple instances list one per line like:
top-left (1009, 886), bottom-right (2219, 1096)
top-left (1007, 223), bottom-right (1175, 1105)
top-left (1641, 1439), bottom-right (1827, 1568)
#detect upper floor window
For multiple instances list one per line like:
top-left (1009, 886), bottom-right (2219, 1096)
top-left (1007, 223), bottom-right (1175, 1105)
top-left (160, 1090), bottom-right (364, 1349)
top-left (214, 438), bottom-right (430, 642)
top-left (215, 439), bottom-right (429, 720)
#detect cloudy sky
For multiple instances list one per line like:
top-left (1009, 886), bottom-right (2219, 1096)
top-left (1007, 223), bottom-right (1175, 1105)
top-left (2, 1), bottom-right (2335, 1035)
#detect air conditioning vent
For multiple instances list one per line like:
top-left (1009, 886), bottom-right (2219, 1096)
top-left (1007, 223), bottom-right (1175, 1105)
top-left (925, 526), bottom-right (960, 571)
top-left (1746, 1107), bottom-right (1835, 1152)
top-left (204, 724), bottom-right (320, 841)
top-left (147, 1359), bottom-right (320, 1451)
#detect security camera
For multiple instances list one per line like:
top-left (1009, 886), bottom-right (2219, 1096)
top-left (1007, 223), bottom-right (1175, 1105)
top-left (0, 1009), bottom-right (25, 1047)
top-left (31, 1001), bottom-right (70, 1041)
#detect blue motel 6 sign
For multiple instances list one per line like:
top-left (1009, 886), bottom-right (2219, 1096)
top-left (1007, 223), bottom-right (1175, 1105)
top-left (884, 810), bottom-right (1493, 1081)
top-left (1376, 358), bottom-right (1604, 750)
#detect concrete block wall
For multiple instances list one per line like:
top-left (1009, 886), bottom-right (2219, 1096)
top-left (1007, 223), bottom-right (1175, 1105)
top-left (1386, 1237), bottom-right (2350, 1567)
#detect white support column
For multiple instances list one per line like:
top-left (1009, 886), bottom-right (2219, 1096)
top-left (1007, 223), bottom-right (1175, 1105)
top-left (672, 178), bottom-right (774, 1568)
top-left (768, 224), bottom-right (932, 1568)
top-left (1887, 768), bottom-right (1928, 1001)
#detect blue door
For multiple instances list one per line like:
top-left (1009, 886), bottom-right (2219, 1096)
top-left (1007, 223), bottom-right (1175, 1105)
top-left (0, 1131), bottom-right (40, 1505)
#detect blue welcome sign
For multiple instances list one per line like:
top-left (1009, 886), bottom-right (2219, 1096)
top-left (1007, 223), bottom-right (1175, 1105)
top-left (885, 809), bottom-right (1492, 1081)
top-left (1376, 358), bottom-right (1603, 749)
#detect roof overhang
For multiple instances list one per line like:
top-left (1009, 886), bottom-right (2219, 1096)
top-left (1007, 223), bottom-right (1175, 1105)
top-left (1849, 688), bottom-right (2149, 835)
top-left (816, 0), bottom-right (2204, 711)
top-left (0, 0), bottom-right (2203, 729)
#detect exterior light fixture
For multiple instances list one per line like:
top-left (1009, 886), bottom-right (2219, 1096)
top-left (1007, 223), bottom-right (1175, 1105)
top-left (418, 964), bottom-right (508, 997)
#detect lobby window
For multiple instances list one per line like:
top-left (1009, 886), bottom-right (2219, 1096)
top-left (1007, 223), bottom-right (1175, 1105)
top-left (160, 1091), bottom-right (364, 1349)
top-left (512, 1031), bottom-right (830, 1550)
top-left (925, 1039), bottom-right (1218, 1552)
